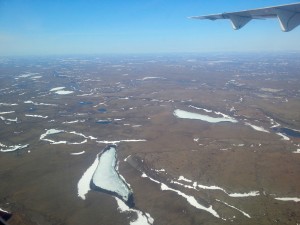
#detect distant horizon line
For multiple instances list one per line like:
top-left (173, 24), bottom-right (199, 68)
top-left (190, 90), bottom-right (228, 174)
top-left (1, 50), bottom-right (300, 58)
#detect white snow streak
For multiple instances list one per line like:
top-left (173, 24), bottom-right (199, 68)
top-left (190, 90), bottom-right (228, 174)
top-left (161, 183), bottom-right (220, 218)
top-left (115, 197), bottom-right (154, 225)
top-left (276, 132), bottom-right (290, 141)
top-left (293, 149), bottom-right (300, 154)
top-left (24, 101), bottom-right (57, 106)
top-left (96, 139), bottom-right (146, 145)
top-left (216, 199), bottom-right (251, 218)
top-left (70, 151), bottom-right (85, 155)
top-left (275, 197), bottom-right (300, 202)
top-left (229, 191), bottom-right (260, 197)
top-left (245, 122), bottom-right (269, 133)
top-left (77, 155), bottom-right (99, 200)
top-left (141, 173), bottom-right (219, 218)
top-left (0, 111), bottom-right (15, 115)
top-left (0, 144), bottom-right (29, 152)
top-left (178, 176), bottom-right (192, 183)
top-left (50, 87), bottom-right (65, 91)
top-left (25, 114), bottom-right (48, 119)
top-left (55, 90), bottom-right (74, 95)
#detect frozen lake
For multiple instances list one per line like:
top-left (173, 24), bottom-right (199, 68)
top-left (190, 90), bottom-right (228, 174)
top-left (174, 109), bottom-right (238, 123)
top-left (91, 145), bottom-right (134, 207)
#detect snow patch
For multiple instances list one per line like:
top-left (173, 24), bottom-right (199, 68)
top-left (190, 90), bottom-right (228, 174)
top-left (0, 103), bottom-right (18, 106)
top-left (293, 149), bottom-right (300, 154)
top-left (141, 173), bottom-right (219, 218)
top-left (137, 77), bottom-right (165, 81)
top-left (115, 197), bottom-right (154, 225)
top-left (124, 155), bottom-right (131, 162)
top-left (0, 111), bottom-right (15, 115)
top-left (71, 151), bottom-right (85, 155)
top-left (63, 120), bottom-right (85, 124)
top-left (0, 207), bottom-right (10, 213)
top-left (50, 87), bottom-right (65, 91)
top-left (276, 132), bottom-right (290, 141)
top-left (77, 155), bottom-right (99, 199)
top-left (1, 144), bottom-right (29, 152)
top-left (216, 199), bottom-right (251, 218)
top-left (178, 176), bottom-right (192, 183)
top-left (25, 114), bottom-right (48, 119)
top-left (55, 90), bottom-right (74, 95)
top-left (161, 183), bottom-right (220, 218)
top-left (229, 191), bottom-right (260, 197)
top-left (96, 139), bottom-right (146, 145)
top-left (24, 101), bottom-right (57, 106)
top-left (245, 122), bottom-right (269, 133)
top-left (275, 197), bottom-right (300, 202)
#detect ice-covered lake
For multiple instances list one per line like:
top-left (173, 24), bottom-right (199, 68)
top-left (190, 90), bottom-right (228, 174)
top-left (174, 109), bottom-right (238, 123)
top-left (91, 146), bottom-right (134, 207)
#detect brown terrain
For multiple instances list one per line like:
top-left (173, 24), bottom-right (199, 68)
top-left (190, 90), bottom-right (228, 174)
top-left (0, 53), bottom-right (299, 225)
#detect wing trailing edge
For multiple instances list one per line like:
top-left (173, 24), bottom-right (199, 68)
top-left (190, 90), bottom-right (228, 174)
top-left (190, 2), bottom-right (300, 32)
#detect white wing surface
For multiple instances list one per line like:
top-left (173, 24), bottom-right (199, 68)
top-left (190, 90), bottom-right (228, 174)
top-left (190, 2), bottom-right (300, 32)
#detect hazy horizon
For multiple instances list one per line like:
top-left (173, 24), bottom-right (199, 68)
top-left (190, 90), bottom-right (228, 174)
top-left (1, 0), bottom-right (300, 56)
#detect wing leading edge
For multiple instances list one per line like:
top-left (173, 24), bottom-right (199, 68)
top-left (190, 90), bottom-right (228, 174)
top-left (190, 2), bottom-right (300, 32)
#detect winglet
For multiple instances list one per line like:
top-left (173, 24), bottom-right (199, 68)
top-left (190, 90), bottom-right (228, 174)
top-left (190, 3), bottom-right (300, 32)
top-left (227, 15), bottom-right (252, 30)
top-left (276, 9), bottom-right (300, 32)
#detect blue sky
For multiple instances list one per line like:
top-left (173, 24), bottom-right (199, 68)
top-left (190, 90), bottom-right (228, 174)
top-left (0, 0), bottom-right (299, 55)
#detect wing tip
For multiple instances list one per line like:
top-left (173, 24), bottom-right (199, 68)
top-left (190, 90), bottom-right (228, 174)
top-left (188, 15), bottom-right (218, 21)
top-left (188, 16), bottom-right (204, 19)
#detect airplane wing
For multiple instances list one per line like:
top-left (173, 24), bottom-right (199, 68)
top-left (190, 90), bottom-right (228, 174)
top-left (189, 2), bottom-right (300, 32)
